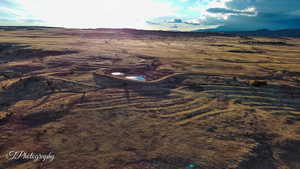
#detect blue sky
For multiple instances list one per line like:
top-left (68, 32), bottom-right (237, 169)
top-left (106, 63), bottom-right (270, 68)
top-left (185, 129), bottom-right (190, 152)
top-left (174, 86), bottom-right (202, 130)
top-left (0, 0), bottom-right (300, 31)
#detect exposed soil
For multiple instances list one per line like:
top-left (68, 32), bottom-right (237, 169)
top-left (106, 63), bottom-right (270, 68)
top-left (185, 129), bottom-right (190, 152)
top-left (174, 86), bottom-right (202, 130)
top-left (0, 28), bottom-right (300, 169)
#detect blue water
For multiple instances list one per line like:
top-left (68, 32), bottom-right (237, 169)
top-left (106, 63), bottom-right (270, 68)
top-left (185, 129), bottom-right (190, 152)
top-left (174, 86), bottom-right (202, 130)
top-left (126, 76), bottom-right (146, 81)
top-left (111, 72), bottom-right (146, 81)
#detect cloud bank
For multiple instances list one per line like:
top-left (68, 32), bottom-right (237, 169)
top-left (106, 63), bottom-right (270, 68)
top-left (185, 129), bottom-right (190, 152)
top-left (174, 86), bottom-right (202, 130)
top-left (147, 0), bottom-right (300, 31)
top-left (0, 0), bottom-right (299, 31)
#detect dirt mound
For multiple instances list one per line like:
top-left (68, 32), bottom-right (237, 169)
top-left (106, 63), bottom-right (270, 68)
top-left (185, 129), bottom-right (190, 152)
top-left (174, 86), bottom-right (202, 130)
top-left (0, 77), bottom-right (50, 107)
top-left (0, 76), bottom-right (86, 110)
top-left (0, 65), bottom-right (44, 78)
top-left (93, 73), bottom-right (187, 88)
top-left (102, 56), bottom-right (174, 81)
top-left (0, 43), bottom-right (78, 63)
top-left (0, 70), bottom-right (23, 80)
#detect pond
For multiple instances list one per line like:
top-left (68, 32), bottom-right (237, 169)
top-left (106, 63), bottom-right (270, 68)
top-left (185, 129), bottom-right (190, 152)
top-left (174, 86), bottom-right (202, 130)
top-left (125, 76), bottom-right (146, 81)
top-left (111, 72), bottom-right (146, 81)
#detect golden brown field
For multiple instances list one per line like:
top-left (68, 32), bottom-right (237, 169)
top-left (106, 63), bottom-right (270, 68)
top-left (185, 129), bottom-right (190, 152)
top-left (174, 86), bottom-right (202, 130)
top-left (0, 28), bottom-right (300, 169)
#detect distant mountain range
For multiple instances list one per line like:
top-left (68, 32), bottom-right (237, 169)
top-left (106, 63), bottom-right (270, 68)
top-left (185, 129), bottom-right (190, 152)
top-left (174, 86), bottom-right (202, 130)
top-left (1, 26), bottom-right (300, 38)
top-left (194, 27), bottom-right (300, 37)
top-left (0, 26), bottom-right (58, 31)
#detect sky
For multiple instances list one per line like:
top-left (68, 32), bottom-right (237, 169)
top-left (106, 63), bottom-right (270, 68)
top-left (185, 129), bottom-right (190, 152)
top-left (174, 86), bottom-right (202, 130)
top-left (0, 0), bottom-right (300, 31)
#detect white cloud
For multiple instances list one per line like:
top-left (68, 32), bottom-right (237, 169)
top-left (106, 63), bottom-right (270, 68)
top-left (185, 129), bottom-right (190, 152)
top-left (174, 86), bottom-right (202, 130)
top-left (147, 0), bottom-right (234, 30)
top-left (162, 0), bottom-right (259, 30)
top-left (0, 6), bottom-right (27, 19)
top-left (10, 0), bottom-right (178, 29)
top-left (208, 0), bottom-right (232, 8)
top-left (207, 7), bottom-right (257, 18)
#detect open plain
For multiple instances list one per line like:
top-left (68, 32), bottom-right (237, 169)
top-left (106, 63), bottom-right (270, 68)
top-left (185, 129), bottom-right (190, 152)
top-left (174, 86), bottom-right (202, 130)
top-left (0, 27), bottom-right (300, 169)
